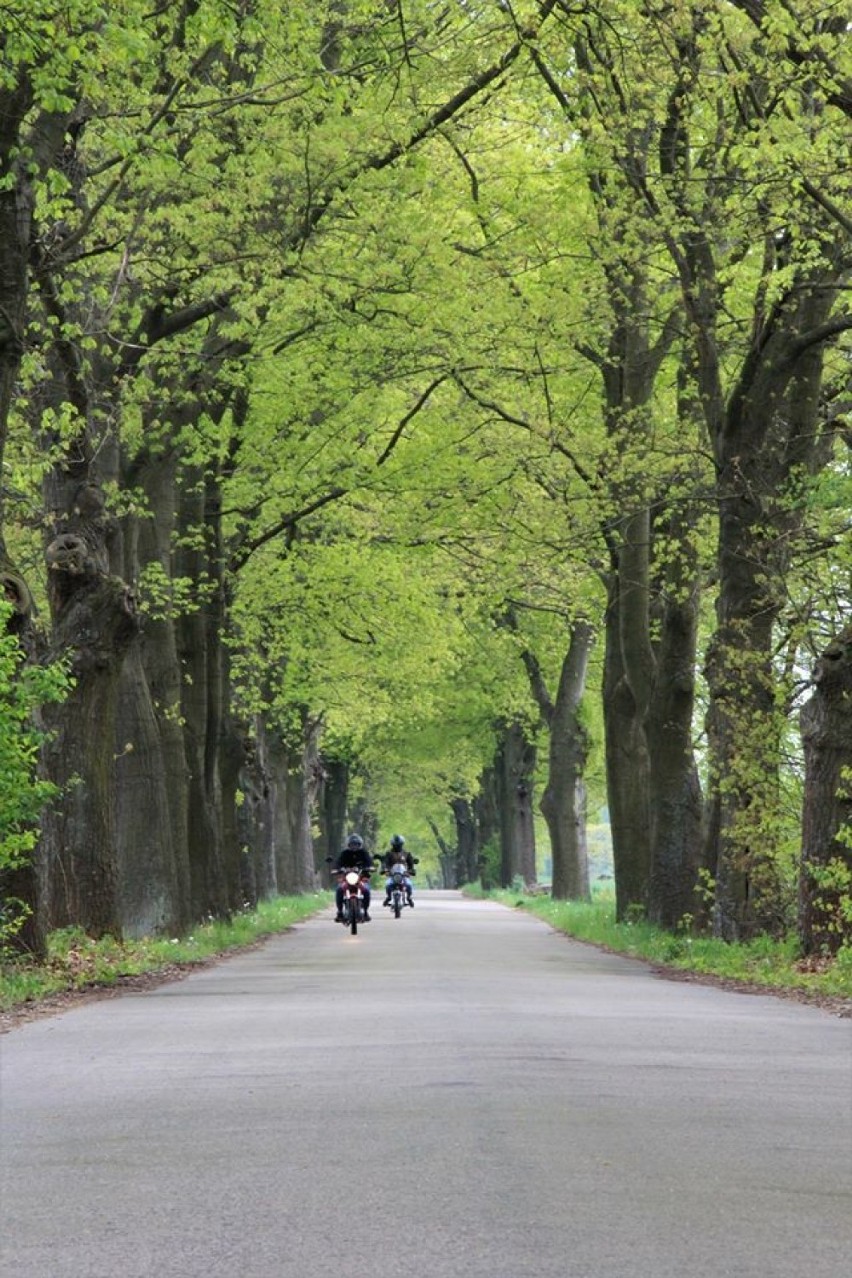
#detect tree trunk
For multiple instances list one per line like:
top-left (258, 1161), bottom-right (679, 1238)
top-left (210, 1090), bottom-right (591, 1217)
top-left (428, 817), bottom-right (455, 887)
top-left (41, 572), bottom-right (138, 936)
top-left (263, 713), bottom-right (321, 895)
top-left (220, 708), bottom-right (249, 905)
top-left (474, 766), bottom-right (499, 889)
top-left (235, 722), bottom-right (274, 906)
top-left (319, 756), bottom-right (349, 865)
top-left (646, 512), bottom-right (703, 928)
top-left (113, 644), bottom-right (183, 937)
top-left (541, 621), bottom-right (593, 901)
top-left (798, 626), bottom-right (852, 956)
top-left (450, 796), bottom-right (478, 885)
top-left (595, 269), bottom-right (668, 922)
top-left (495, 721), bottom-right (537, 887)
top-left (704, 306), bottom-right (835, 939)
top-left (121, 444), bottom-right (193, 932)
top-left (703, 483), bottom-right (783, 939)
top-left (175, 466), bottom-right (229, 920)
top-left (602, 579), bottom-right (651, 919)
top-left (288, 710), bottom-right (322, 891)
top-left (264, 729), bottom-right (293, 894)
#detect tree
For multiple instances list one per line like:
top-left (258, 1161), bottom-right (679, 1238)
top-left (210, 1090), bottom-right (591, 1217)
top-left (3, 0), bottom-right (848, 950)
top-left (532, 0), bottom-right (850, 934)
top-left (799, 625), bottom-right (852, 955)
top-left (2, 0), bottom-right (564, 938)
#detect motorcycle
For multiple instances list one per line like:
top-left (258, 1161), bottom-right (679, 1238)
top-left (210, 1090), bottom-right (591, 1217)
top-left (387, 860), bottom-right (415, 918)
top-left (332, 865), bottom-right (372, 935)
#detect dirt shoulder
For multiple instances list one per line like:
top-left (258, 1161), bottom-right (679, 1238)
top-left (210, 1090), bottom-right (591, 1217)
top-left (649, 962), bottom-right (852, 1018)
top-left (1, 956), bottom-right (219, 1034)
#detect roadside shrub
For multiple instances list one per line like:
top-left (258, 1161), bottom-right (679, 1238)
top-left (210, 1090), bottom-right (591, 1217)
top-left (0, 604), bottom-right (70, 951)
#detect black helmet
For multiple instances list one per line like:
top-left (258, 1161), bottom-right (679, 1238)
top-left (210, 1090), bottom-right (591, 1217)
top-left (390, 833), bottom-right (405, 849)
top-left (345, 833), bottom-right (365, 852)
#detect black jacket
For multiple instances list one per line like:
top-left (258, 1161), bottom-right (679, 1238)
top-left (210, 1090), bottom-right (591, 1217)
top-left (382, 849), bottom-right (416, 874)
top-left (336, 846), bottom-right (374, 873)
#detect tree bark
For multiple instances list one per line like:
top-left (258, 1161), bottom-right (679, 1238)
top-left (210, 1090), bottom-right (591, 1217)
top-left (121, 443), bottom-right (193, 931)
top-left (41, 570), bottom-right (138, 936)
top-left (798, 626), bottom-right (852, 956)
top-left (234, 723), bottom-right (273, 907)
top-left (319, 756), bottom-right (349, 865)
top-left (474, 766), bottom-right (499, 889)
top-left (427, 817), bottom-right (455, 887)
top-left (174, 461), bottom-right (234, 920)
top-left (602, 575), bottom-right (652, 918)
top-left (289, 710), bottom-right (322, 891)
top-left (596, 265), bottom-right (687, 922)
top-left (704, 284), bottom-right (840, 939)
top-left (451, 796), bottom-right (479, 885)
top-left (540, 622), bottom-right (593, 901)
top-left (495, 721), bottom-right (537, 887)
top-left (261, 712), bottom-right (322, 895)
top-left (646, 501), bottom-right (703, 928)
top-left (113, 643), bottom-right (183, 937)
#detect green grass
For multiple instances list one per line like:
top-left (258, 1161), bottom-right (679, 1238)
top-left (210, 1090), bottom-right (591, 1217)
top-left (473, 887), bottom-right (852, 1001)
top-left (5, 888), bottom-right (850, 1013)
top-left (0, 893), bottom-right (331, 1012)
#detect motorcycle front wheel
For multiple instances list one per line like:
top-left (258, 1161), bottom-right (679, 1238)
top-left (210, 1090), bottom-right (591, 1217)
top-left (350, 901), bottom-right (358, 935)
top-left (393, 892), bottom-right (402, 919)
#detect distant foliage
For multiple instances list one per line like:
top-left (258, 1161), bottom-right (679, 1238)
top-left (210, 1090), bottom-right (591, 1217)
top-left (0, 605), bottom-right (69, 948)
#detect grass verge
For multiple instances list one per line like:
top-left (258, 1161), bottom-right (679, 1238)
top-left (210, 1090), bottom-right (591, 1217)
top-left (467, 886), bottom-right (852, 1004)
top-left (0, 893), bottom-right (330, 1013)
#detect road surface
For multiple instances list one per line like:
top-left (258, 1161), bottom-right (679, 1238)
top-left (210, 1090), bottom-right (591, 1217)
top-left (2, 891), bottom-right (850, 1277)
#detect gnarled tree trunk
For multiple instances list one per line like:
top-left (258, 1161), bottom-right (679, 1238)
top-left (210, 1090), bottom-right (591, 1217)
top-left (41, 555), bottom-right (138, 936)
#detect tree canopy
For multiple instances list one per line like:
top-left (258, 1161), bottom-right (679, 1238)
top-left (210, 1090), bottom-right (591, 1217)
top-left (1, 0), bottom-right (849, 954)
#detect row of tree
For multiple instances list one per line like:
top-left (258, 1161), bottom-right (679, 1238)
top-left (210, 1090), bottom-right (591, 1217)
top-left (0, 1), bottom-right (849, 958)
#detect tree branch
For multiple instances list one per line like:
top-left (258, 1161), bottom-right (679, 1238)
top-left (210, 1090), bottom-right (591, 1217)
top-left (376, 375), bottom-right (450, 466)
top-left (801, 179), bottom-right (852, 239)
top-left (725, 0), bottom-right (852, 119)
top-left (501, 603), bottom-right (555, 724)
top-left (788, 313), bottom-right (852, 362)
top-left (146, 293), bottom-right (233, 345)
top-left (228, 486), bottom-right (347, 572)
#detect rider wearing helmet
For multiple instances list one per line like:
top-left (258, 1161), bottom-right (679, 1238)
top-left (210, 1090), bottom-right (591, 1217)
top-left (334, 832), bottom-right (374, 921)
top-left (381, 833), bottom-right (417, 908)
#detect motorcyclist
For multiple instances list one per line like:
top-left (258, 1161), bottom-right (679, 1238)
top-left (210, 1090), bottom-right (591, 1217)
top-left (334, 833), bottom-right (373, 922)
top-left (381, 833), bottom-right (417, 908)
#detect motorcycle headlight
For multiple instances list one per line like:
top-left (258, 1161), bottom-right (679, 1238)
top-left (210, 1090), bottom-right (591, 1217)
top-left (345, 870), bottom-right (360, 886)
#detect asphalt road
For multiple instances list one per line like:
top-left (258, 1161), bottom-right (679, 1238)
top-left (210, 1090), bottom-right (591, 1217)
top-left (1, 891), bottom-right (850, 1278)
